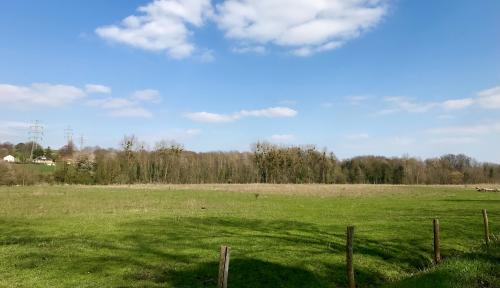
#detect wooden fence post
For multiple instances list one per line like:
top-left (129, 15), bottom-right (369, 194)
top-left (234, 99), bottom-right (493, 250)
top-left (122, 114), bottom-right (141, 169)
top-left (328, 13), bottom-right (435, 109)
top-left (218, 245), bottom-right (231, 288)
top-left (433, 219), bottom-right (441, 264)
top-left (482, 209), bottom-right (490, 247)
top-left (346, 226), bottom-right (355, 288)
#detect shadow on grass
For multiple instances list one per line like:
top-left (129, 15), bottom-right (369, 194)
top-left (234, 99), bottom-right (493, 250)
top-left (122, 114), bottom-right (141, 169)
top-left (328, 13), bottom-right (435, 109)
top-left (0, 216), bottom-right (481, 287)
top-left (386, 245), bottom-right (500, 288)
top-left (116, 216), bottom-right (433, 286)
top-left (126, 258), bottom-right (325, 288)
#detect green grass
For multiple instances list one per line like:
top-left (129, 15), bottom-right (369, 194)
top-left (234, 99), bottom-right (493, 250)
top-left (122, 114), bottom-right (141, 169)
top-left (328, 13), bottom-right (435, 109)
top-left (0, 185), bottom-right (498, 287)
top-left (14, 163), bottom-right (56, 175)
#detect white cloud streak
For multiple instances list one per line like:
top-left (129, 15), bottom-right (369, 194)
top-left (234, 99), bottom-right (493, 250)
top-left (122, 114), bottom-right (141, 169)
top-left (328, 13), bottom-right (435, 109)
top-left (85, 84), bottom-right (112, 94)
top-left (441, 98), bottom-right (474, 110)
top-left (477, 86), bottom-right (500, 109)
top-left (379, 85), bottom-right (500, 115)
top-left (87, 98), bottom-right (136, 109)
top-left (427, 123), bottom-right (500, 136)
top-left (425, 122), bottom-right (500, 147)
top-left (132, 89), bottom-right (162, 102)
top-left (86, 89), bottom-right (161, 118)
top-left (108, 107), bottom-right (153, 118)
top-left (380, 96), bottom-right (475, 114)
top-left (87, 95), bottom-right (158, 118)
top-left (0, 83), bottom-right (85, 108)
top-left (185, 106), bottom-right (298, 122)
top-left (382, 97), bottom-right (437, 113)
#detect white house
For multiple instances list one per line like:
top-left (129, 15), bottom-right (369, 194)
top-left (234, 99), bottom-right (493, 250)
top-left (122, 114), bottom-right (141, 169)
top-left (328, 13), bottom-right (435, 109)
top-left (2, 155), bottom-right (15, 163)
top-left (34, 156), bottom-right (55, 166)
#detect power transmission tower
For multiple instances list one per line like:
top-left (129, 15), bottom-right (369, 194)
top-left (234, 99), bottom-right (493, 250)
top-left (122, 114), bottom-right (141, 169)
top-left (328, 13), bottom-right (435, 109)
top-left (78, 134), bottom-right (85, 151)
top-left (64, 126), bottom-right (73, 144)
top-left (29, 120), bottom-right (44, 161)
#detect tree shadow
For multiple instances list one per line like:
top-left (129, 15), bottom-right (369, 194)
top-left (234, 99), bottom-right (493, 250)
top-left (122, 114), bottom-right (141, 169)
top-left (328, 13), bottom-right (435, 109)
top-left (141, 258), bottom-right (325, 288)
top-left (0, 215), bottom-right (486, 287)
top-left (116, 216), bottom-right (441, 286)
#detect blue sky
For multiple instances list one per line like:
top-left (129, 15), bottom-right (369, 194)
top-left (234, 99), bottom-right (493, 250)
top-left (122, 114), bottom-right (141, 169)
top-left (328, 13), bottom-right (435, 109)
top-left (1, 0), bottom-right (500, 162)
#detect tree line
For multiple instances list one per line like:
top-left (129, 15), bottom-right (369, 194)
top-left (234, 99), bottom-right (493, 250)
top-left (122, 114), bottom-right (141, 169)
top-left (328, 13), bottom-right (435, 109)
top-left (1, 138), bottom-right (499, 185)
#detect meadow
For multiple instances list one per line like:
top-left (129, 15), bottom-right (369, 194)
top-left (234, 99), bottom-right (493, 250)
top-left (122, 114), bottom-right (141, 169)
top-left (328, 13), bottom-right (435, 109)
top-left (0, 184), bottom-right (498, 287)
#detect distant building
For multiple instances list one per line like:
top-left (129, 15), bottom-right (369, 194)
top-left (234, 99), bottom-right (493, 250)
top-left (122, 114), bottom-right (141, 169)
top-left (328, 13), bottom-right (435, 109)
top-left (2, 155), bottom-right (15, 163)
top-left (33, 156), bottom-right (55, 166)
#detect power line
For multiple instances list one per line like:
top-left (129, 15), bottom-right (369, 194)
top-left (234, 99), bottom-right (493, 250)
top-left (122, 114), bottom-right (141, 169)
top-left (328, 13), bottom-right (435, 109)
top-left (29, 120), bottom-right (44, 161)
top-left (78, 134), bottom-right (85, 150)
top-left (64, 126), bottom-right (73, 144)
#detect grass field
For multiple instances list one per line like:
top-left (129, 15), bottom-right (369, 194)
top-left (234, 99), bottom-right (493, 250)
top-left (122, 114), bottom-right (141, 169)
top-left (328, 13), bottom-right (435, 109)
top-left (0, 185), bottom-right (499, 287)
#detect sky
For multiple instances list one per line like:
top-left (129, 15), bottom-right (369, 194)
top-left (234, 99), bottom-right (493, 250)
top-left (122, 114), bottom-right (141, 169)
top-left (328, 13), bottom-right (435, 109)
top-left (0, 0), bottom-right (500, 162)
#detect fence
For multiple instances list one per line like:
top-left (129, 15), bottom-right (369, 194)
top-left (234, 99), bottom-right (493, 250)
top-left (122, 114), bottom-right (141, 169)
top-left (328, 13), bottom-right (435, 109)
top-left (216, 209), bottom-right (495, 288)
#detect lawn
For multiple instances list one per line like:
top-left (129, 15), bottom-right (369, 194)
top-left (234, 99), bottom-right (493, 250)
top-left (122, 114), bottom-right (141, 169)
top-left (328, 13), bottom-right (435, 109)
top-left (0, 185), bottom-right (498, 287)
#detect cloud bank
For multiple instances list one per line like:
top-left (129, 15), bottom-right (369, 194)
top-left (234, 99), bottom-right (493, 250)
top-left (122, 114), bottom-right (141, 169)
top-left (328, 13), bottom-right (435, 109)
top-left (96, 0), bottom-right (388, 58)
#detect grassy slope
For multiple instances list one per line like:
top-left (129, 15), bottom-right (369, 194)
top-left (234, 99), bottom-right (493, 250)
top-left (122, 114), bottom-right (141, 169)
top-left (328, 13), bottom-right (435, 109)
top-left (0, 185), bottom-right (498, 287)
top-left (389, 243), bottom-right (500, 288)
top-left (14, 163), bottom-right (56, 175)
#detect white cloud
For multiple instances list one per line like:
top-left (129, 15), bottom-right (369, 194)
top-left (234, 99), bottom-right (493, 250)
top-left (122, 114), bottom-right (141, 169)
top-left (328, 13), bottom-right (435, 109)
top-left (382, 97), bottom-right (437, 113)
top-left (87, 96), bottom-right (155, 118)
top-left (477, 86), bottom-right (500, 109)
top-left (96, 0), bottom-right (388, 58)
top-left (240, 107), bottom-right (297, 117)
top-left (186, 111), bottom-right (235, 122)
top-left (86, 88), bottom-right (161, 118)
top-left (0, 83), bottom-right (85, 108)
top-left (108, 107), bottom-right (153, 118)
top-left (215, 0), bottom-right (387, 56)
top-left (85, 84), bottom-right (112, 94)
top-left (185, 106), bottom-right (298, 122)
top-left (87, 97), bottom-right (136, 109)
top-left (270, 134), bottom-right (295, 142)
top-left (380, 96), bottom-right (475, 114)
top-left (441, 98), bottom-right (474, 110)
top-left (132, 89), bottom-right (162, 102)
top-left (96, 0), bottom-right (212, 59)
top-left (378, 85), bottom-right (500, 115)
top-left (427, 123), bottom-right (500, 136)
